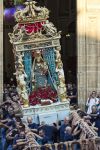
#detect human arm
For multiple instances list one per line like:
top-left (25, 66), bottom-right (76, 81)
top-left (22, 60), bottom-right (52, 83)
top-left (6, 130), bottom-right (15, 140)
top-left (0, 100), bottom-right (11, 108)
top-left (30, 128), bottom-right (38, 133)
top-left (0, 118), bottom-right (10, 124)
top-left (13, 136), bottom-right (18, 149)
top-left (13, 138), bottom-right (27, 149)
top-left (0, 121), bottom-right (9, 129)
top-left (89, 113), bottom-right (98, 117)
top-left (32, 132), bottom-right (43, 139)
top-left (86, 98), bottom-right (90, 106)
top-left (16, 140), bottom-right (28, 146)
top-left (72, 124), bottom-right (82, 136)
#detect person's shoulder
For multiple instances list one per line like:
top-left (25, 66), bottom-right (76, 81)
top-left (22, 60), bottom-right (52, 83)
top-left (32, 122), bottom-right (38, 127)
top-left (30, 123), bottom-right (35, 126)
top-left (60, 123), bottom-right (66, 129)
top-left (14, 134), bottom-right (19, 139)
top-left (60, 124), bottom-right (64, 128)
top-left (96, 97), bottom-right (99, 101)
top-left (32, 122), bottom-right (36, 125)
top-left (64, 133), bottom-right (73, 140)
top-left (44, 135), bottom-right (49, 141)
top-left (96, 111), bottom-right (100, 117)
top-left (47, 125), bottom-right (53, 129)
top-left (38, 125), bottom-right (44, 131)
top-left (44, 124), bottom-right (50, 129)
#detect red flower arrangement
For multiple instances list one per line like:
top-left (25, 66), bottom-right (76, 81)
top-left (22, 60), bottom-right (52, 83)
top-left (29, 86), bottom-right (57, 106)
top-left (18, 21), bottom-right (46, 34)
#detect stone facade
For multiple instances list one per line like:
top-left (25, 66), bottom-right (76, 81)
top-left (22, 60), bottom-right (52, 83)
top-left (0, 0), bottom-right (3, 103)
top-left (77, 0), bottom-right (100, 109)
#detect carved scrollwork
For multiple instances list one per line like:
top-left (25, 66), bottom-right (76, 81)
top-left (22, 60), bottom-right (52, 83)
top-left (14, 1), bottom-right (49, 23)
top-left (8, 1), bottom-right (61, 44)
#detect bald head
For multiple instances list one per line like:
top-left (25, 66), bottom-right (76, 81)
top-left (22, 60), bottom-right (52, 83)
top-left (27, 116), bottom-right (33, 124)
top-left (41, 121), bottom-right (45, 126)
top-left (65, 126), bottom-right (72, 134)
top-left (64, 117), bottom-right (70, 125)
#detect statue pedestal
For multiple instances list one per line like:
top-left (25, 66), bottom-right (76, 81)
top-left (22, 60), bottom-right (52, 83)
top-left (22, 101), bottom-right (70, 124)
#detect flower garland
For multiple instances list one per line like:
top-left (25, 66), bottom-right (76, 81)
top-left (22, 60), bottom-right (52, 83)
top-left (29, 86), bottom-right (57, 106)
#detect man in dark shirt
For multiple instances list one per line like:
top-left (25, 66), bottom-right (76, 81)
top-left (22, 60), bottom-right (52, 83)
top-left (38, 122), bottom-right (55, 143)
top-left (0, 106), bottom-right (15, 150)
top-left (37, 129), bottom-right (49, 145)
top-left (59, 117), bottom-right (70, 142)
top-left (13, 128), bottom-right (27, 150)
top-left (27, 117), bottom-right (38, 133)
top-left (6, 128), bottom-right (18, 150)
top-left (64, 126), bottom-right (73, 142)
top-left (90, 105), bottom-right (100, 136)
top-left (67, 83), bottom-right (77, 105)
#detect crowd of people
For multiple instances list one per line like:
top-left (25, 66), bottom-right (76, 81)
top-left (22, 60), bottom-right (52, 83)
top-left (0, 84), bottom-right (100, 150)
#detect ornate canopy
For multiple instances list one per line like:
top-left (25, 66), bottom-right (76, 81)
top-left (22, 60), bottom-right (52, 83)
top-left (9, 0), bottom-right (61, 48)
top-left (9, 1), bottom-right (67, 107)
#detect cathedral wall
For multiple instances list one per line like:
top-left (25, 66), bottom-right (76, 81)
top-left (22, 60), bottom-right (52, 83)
top-left (77, 0), bottom-right (100, 109)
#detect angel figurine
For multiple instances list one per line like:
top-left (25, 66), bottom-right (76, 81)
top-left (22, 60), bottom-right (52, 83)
top-left (17, 70), bottom-right (27, 90)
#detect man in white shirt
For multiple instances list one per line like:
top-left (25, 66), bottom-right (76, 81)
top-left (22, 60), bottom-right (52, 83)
top-left (86, 91), bottom-right (99, 114)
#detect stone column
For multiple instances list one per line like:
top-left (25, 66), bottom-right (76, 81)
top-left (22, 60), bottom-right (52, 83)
top-left (77, 0), bottom-right (87, 109)
top-left (77, 0), bottom-right (100, 109)
top-left (0, 0), bottom-right (3, 103)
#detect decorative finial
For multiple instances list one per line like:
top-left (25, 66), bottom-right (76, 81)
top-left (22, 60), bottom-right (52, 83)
top-left (14, 0), bottom-right (49, 23)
